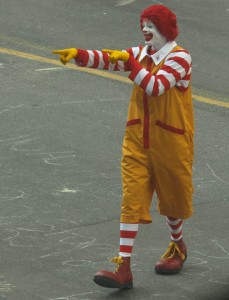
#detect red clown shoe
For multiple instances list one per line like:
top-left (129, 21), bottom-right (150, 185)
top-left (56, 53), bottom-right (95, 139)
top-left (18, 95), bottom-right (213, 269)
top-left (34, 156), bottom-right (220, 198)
top-left (94, 256), bottom-right (133, 289)
top-left (155, 239), bottom-right (187, 274)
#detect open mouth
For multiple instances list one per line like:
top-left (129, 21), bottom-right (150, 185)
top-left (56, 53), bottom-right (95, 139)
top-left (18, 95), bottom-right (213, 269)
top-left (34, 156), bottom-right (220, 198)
top-left (144, 33), bottom-right (153, 42)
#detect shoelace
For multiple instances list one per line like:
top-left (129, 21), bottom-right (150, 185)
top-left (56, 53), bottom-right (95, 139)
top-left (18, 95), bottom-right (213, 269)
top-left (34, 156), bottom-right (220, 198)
top-left (161, 241), bottom-right (186, 261)
top-left (110, 256), bottom-right (124, 272)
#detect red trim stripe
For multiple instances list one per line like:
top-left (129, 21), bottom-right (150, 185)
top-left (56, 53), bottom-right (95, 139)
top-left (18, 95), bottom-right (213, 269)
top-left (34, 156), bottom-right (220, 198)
top-left (167, 56), bottom-right (190, 73)
top-left (75, 49), bottom-right (90, 67)
top-left (177, 86), bottom-right (188, 92)
top-left (142, 57), bottom-right (153, 149)
top-left (169, 220), bottom-right (183, 230)
top-left (102, 53), bottom-right (109, 69)
top-left (156, 120), bottom-right (185, 135)
top-left (183, 73), bottom-right (191, 80)
top-left (171, 232), bottom-right (182, 239)
top-left (120, 245), bottom-right (132, 253)
top-left (120, 230), bottom-right (138, 239)
top-left (128, 56), bottom-right (142, 80)
top-left (91, 50), bottom-right (99, 68)
top-left (152, 77), bottom-right (159, 96)
top-left (140, 72), bottom-right (152, 90)
top-left (143, 93), bottom-right (150, 148)
top-left (126, 47), bottom-right (134, 56)
top-left (157, 74), bottom-right (171, 90)
top-left (126, 118), bottom-right (141, 127)
top-left (162, 65), bottom-right (181, 82)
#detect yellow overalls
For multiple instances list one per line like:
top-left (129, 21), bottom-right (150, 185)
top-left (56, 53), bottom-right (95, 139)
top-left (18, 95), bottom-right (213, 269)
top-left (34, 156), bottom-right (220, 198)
top-left (120, 46), bottom-right (194, 224)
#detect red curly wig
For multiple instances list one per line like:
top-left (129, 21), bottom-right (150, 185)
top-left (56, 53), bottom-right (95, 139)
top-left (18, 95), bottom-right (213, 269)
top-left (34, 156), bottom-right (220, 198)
top-left (140, 5), bottom-right (179, 41)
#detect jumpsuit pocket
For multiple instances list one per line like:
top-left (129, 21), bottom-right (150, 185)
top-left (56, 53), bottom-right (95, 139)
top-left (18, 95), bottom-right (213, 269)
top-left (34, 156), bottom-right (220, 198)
top-left (126, 118), bottom-right (141, 127)
top-left (154, 120), bottom-right (192, 165)
top-left (155, 120), bottom-right (185, 135)
top-left (124, 118), bottom-right (142, 144)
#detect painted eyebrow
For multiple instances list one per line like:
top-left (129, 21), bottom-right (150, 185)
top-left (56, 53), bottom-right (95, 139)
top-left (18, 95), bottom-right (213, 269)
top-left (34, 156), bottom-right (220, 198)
top-left (142, 22), bottom-right (154, 26)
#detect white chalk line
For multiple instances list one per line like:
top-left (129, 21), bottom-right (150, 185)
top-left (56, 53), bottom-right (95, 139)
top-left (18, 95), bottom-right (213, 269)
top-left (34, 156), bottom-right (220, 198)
top-left (35, 67), bottom-right (64, 72)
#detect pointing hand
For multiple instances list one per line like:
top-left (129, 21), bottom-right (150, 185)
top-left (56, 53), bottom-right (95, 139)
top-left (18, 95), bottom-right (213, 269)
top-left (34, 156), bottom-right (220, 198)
top-left (102, 49), bottom-right (130, 64)
top-left (52, 48), bottom-right (78, 65)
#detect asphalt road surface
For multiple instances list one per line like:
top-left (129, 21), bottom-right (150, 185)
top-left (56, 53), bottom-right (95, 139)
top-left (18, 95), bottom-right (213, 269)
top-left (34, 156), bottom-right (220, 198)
top-left (0, 1), bottom-right (228, 299)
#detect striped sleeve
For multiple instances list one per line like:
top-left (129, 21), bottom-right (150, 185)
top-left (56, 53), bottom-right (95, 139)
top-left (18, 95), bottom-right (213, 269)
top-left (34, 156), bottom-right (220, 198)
top-left (75, 47), bottom-right (142, 72)
top-left (128, 50), bottom-right (192, 96)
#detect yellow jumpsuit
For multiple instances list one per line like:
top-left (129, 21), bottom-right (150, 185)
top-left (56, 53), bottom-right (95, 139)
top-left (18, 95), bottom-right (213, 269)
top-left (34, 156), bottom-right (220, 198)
top-left (121, 46), bottom-right (194, 224)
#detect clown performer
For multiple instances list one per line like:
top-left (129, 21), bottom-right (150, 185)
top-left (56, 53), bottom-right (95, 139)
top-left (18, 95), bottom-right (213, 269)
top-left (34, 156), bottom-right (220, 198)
top-left (53, 4), bottom-right (194, 289)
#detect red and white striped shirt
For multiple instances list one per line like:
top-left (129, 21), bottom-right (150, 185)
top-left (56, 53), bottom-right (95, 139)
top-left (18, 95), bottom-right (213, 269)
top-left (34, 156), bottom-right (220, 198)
top-left (75, 41), bottom-right (192, 97)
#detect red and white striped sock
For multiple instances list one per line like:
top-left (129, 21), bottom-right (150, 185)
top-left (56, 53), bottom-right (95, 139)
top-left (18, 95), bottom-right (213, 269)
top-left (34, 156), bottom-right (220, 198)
top-left (119, 223), bottom-right (139, 257)
top-left (166, 216), bottom-right (183, 242)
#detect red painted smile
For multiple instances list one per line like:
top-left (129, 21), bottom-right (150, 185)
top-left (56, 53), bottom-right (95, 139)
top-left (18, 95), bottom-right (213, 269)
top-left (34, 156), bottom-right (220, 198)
top-left (144, 33), bottom-right (153, 42)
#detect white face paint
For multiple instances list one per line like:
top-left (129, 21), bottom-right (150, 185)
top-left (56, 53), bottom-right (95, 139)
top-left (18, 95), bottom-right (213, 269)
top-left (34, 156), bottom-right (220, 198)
top-left (141, 20), bottom-right (167, 50)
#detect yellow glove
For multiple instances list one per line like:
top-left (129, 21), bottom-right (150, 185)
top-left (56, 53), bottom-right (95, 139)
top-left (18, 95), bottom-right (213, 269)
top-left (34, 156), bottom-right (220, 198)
top-left (102, 49), bottom-right (129, 64)
top-left (52, 48), bottom-right (78, 65)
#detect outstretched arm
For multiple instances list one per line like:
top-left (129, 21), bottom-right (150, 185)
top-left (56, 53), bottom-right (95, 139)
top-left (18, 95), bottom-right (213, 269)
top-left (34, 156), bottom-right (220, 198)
top-left (74, 48), bottom-right (135, 72)
top-left (52, 47), bottom-right (191, 96)
top-left (52, 47), bottom-right (142, 72)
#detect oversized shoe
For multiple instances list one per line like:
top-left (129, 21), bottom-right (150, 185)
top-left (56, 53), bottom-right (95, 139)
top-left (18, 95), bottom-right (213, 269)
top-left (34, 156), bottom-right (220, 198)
top-left (155, 239), bottom-right (187, 274)
top-left (94, 256), bottom-right (133, 289)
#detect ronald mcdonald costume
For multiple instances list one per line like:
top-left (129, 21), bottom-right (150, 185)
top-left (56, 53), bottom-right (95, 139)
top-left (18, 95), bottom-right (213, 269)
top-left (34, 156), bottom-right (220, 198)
top-left (53, 4), bottom-right (194, 289)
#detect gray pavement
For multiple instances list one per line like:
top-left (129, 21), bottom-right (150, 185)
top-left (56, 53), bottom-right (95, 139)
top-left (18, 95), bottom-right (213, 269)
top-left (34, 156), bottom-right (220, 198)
top-left (0, 0), bottom-right (229, 299)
